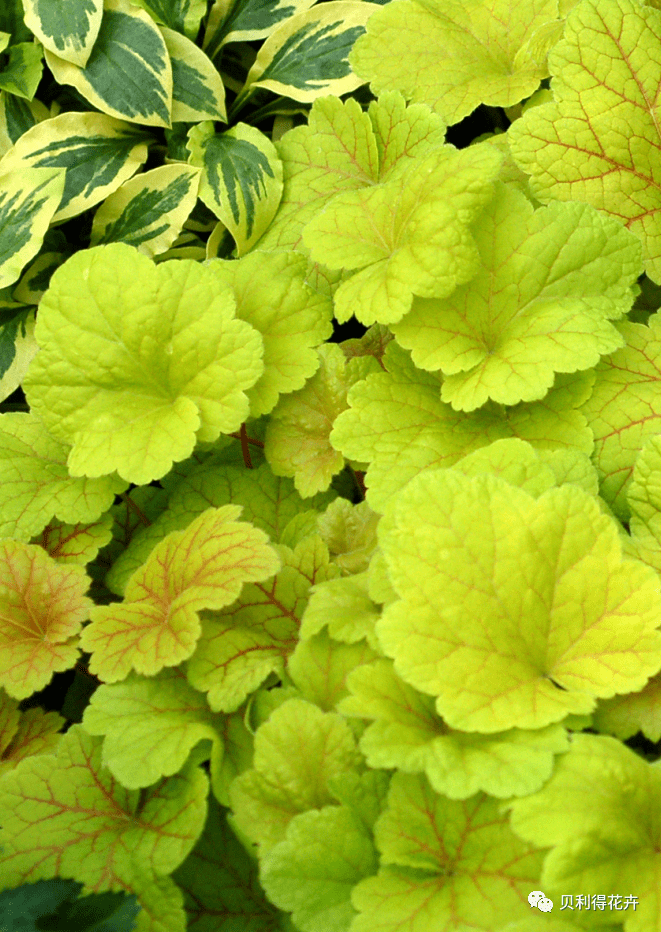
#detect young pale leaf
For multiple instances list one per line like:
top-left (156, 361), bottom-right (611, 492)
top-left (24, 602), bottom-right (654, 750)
top-left (22, 243), bottom-right (264, 485)
top-left (0, 166), bottom-right (64, 289)
top-left (0, 41), bottom-right (44, 100)
top-left (0, 540), bottom-right (92, 700)
top-left (508, 0), bottom-right (661, 283)
top-left (44, 0), bottom-right (173, 128)
top-left (391, 182), bottom-right (642, 410)
top-left (187, 120), bottom-right (283, 255)
top-left (0, 111), bottom-right (151, 223)
top-left (79, 504), bottom-right (281, 682)
top-left (90, 163), bottom-right (202, 258)
top-left (159, 25), bottom-right (227, 122)
top-left (377, 469), bottom-right (661, 733)
top-left (203, 0), bottom-right (317, 60)
top-left (238, 1), bottom-right (379, 105)
top-left (22, 0), bottom-right (102, 68)
top-left (350, 0), bottom-right (559, 125)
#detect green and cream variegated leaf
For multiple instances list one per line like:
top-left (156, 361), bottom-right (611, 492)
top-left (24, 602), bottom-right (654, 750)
top-left (159, 26), bottom-right (226, 122)
top-left (44, 0), bottom-right (173, 128)
top-left (0, 111), bottom-right (152, 223)
top-left (187, 120), bottom-right (283, 255)
top-left (90, 163), bottom-right (201, 258)
top-left (0, 91), bottom-right (49, 160)
top-left (0, 305), bottom-right (37, 396)
top-left (129, 0), bottom-right (207, 40)
top-left (22, 0), bottom-right (103, 68)
top-left (0, 43), bottom-right (44, 100)
top-left (0, 167), bottom-right (65, 290)
top-left (238, 1), bottom-right (380, 104)
top-left (203, 0), bottom-right (317, 63)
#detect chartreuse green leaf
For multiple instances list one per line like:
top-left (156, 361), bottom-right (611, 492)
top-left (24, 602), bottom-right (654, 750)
top-left (203, 0), bottom-right (317, 62)
top-left (22, 0), bottom-right (102, 68)
top-left (303, 141), bottom-right (503, 326)
top-left (376, 468), bottom-right (661, 734)
top-left (0, 41), bottom-right (44, 100)
top-left (317, 498), bottom-right (379, 575)
top-left (339, 658), bottom-right (569, 800)
top-left (186, 534), bottom-right (339, 713)
top-left (330, 340), bottom-right (595, 513)
top-left (0, 541), bottom-right (92, 700)
top-left (265, 343), bottom-right (381, 497)
top-left (350, 0), bottom-right (559, 126)
top-left (391, 182), bottom-right (642, 411)
top-left (0, 725), bottom-right (206, 911)
top-left (44, 0), bottom-right (173, 128)
top-left (237, 1), bottom-right (379, 107)
top-left (0, 91), bottom-right (49, 159)
top-left (0, 111), bottom-right (152, 224)
top-left (508, 0), bottom-right (661, 283)
top-left (506, 733), bottom-right (658, 929)
top-left (299, 572), bottom-right (381, 650)
top-left (287, 628), bottom-right (378, 713)
top-left (22, 244), bottom-right (264, 485)
top-left (578, 313), bottom-right (661, 522)
top-left (0, 167), bottom-right (64, 289)
top-left (89, 164), bottom-right (201, 258)
top-left (0, 693), bottom-right (64, 779)
top-left (0, 412), bottom-right (127, 542)
top-left (79, 505), bottom-right (280, 682)
top-left (350, 772), bottom-right (545, 932)
top-left (187, 120), bottom-right (283, 255)
top-left (228, 697), bottom-right (362, 856)
top-left (627, 434), bottom-right (661, 577)
top-left (131, 0), bottom-right (207, 40)
top-left (159, 25), bottom-right (227, 122)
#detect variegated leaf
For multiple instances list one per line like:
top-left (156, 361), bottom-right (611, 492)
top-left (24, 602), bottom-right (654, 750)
top-left (44, 0), bottom-right (172, 128)
top-left (154, 228), bottom-right (207, 261)
top-left (159, 26), bottom-right (227, 122)
top-left (0, 306), bottom-right (37, 399)
top-left (0, 167), bottom-right (64, 290)
top-left (22, 0), bottom-right (103, 68)
top-left (187, 120), bottom-right (283, 255)
top-left (0, 92), bottom-right (49, 160)
top-left (237, 1), bottom-right (379, 105)
top-left (129, 0), bottom-right (207, 40)
top-left (90, 163), bottom-right (201, 257)
top-left (12, 248), bottom-right (67, 305)
top-left (0, 111), bottom-right (152, 223)
top-left (203, 0), bottom-right (317, 63)
top-left (0, 43), bottom-right (44, 100)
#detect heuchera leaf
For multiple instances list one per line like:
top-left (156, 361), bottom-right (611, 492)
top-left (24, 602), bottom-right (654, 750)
top-left (22, 243), bottom-right (264, 485)
top-left (0, 692), bottom-right (64, 778)
top-left (508, 0), bottom-right (661, 283)
top-left (287, 628), bottom-right (378, 713)
top-left (376, 468), bottom-right (661, 733)
top-left (391, 181), bottom-right (642, 410)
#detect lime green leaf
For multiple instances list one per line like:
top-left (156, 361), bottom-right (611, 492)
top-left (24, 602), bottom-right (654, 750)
top-left (159, 25), bottom-right (227, 122)
top-left (377, 469), bottom-right (661, 733)
top-left (130, 0), bottom-right (207, 40)
top-left (317, 497), bottom-right (379, 575)
top-left (627, 434), bottom-right (661, 577)
top-left (22, 244), bottom-right (264, 485)
top-left (592, 670), bottom-right (661, 745)
top-left (350, 772), bottom-right (545, 932)
top-left (260, 804), bottom-right (378, 932)
top-left (44, 0), bottom-right (173, 128)
top-left (79, 505), bottom-right (280, 682)
top-left (89, 163), bottom-right (201, 258)
top-left (506, 733), bottom-right (657, 929)
top-left (186, 534), bottom-right (339, 713)
top-left (0, 41), bottom-right (44, 100)
top-left (339, 659), bottom-right (570, 800)
top-left (36, 513), bottom-right (115, 567)
top-left (187, 120), bottom-right (283, 255)
top-left (391, 182), bottom-right (642, 410)
top-left (0, 412), bottom-right (127, 542)
top-left (22, 0), bottom-right (102, 68)
top-left (303, 142), bottom-right (503, 326)
top-left (238, 1), bottom-right (379, 105)
top-left (203, 0), bottom-right (317, 60)
top-left (0, 695), bottom-right (64, 779)
top-left (299, 572), bottom-right (381, 650)
top-left (0, 167), bottom-right (64, 290)
top-left (350, 0), bottom-right (559, 126)
top-left (0, 111), bottom-right (151, 223)
top-left (228, 697), bottom-right (362, 856)
top-left (287, 628), bottom-right (378, 713)
top-left (265, 343), bottom-right (381, 497)
top-left (0, 724), bottom-right (207, 891)
top-left (203, 250), bottom-right (333, 417)
top-left (508, 0), bottom-right (661, 283)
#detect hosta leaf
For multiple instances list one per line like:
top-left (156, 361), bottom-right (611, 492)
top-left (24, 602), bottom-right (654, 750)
top-left (203, 0), bottom-right (317, 61)
top-left (44, 0), bottom-right (173, 128)
top-left (90, 163), bottom-right (202, 258)
top-left (508, 0), bottom-right (661, 283)
top-left (391, 182), bottom-right (642, 410)
top-left (0, 111), bottom-right (151, 223)
top-left (22, 243), bottom-right (264, 485)
top-left (187, 120), bottom-right (283, 255)
top-left (159, 25), bottom-right (227, 122)
top-left (22, 0), bottom-right (103, 68)
top-left (79, 505), bottom-right (281, 682)
top-left (350, 0), bottom-right (559, 125)
top-left (0, 167), bottom-right (64, 289)
top-left (239, 1), bottom-right (379, 105)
